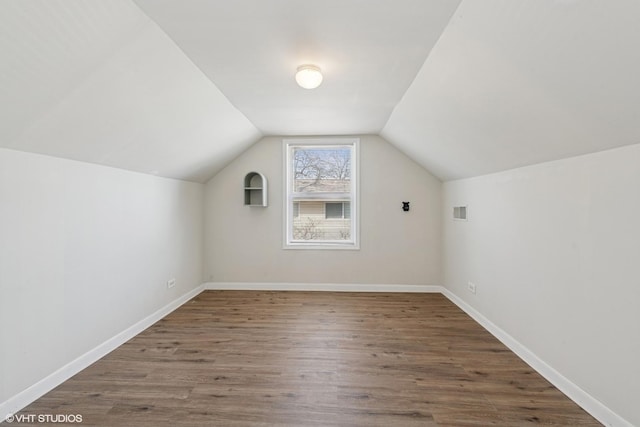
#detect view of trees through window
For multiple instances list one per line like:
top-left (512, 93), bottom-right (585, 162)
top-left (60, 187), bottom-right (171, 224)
top-left (287, 144), bottom-right (355, 245)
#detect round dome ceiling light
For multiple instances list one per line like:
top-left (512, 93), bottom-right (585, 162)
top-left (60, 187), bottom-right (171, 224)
top-left (295, 64), bottom-right (323, 89)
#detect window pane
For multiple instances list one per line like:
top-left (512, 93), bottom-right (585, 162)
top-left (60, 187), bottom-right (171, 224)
top-left (293, 147), bottom-right (351, 193)
top-left (293, 201), bottom-right (350, 240)
top-left (325, 202), bottom-right (343, 219)
top-left (285, 139), bottom-right (358, 248)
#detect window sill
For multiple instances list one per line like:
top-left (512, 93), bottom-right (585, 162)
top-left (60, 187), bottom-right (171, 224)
top-left (283, 242), bottom-right (360, 250)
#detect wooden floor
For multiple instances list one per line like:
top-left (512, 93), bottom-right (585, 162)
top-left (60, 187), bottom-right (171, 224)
top-left (16, 291), bottom-right (600, 426)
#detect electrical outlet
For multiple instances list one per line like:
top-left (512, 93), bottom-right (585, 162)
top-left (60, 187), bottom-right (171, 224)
top-left (167, 278), bottom-right (176, 289)
top-left (467, 281), bottom-right (476, 294)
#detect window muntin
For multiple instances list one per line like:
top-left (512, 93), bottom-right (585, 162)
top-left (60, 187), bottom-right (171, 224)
top-left (284, 139), bottom-right (358, 249)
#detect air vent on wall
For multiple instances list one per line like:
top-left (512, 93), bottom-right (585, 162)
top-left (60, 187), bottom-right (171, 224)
top-left (453, 206), bottom-right (467, 220)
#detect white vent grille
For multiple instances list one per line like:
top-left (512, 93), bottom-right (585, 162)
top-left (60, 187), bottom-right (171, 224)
top-left (453, 206), bottom-right (467, 220)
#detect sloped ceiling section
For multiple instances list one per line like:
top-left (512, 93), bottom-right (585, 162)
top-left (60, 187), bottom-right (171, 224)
top-left (3, 1), bottom-right (640, 183)
top-left (0, 0), bottom-right (260, 183)
top-left (382, 0), bottom-right (640, 181)
top-left (133, 0), bottom-right (462, 136)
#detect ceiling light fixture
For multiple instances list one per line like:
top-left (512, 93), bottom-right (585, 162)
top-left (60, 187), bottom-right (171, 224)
top-left (295, 64), bottom-right (323, 89)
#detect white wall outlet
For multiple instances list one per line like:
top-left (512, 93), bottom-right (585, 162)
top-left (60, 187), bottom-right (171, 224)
top-left (167, 278), bottom-right (176, 289)
top-left (467, 281), bottom-right (476, 294)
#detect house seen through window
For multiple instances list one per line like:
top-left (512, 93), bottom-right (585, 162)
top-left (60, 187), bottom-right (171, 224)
top-left (325, 202), bottom-right (350, 219)
top-left (284, 139), bottom-right (358, 249)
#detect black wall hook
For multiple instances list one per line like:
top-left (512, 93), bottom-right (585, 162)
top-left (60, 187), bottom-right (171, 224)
top-left (402, 201), bottom-right (410, 212)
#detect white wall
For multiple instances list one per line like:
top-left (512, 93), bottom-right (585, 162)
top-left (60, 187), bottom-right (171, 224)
top-left (204, 135), bottom-right (441, 285)
top-left (443, 143), bottom-right (640, 426)
top-left (0, 148), bottom-right (204, 405)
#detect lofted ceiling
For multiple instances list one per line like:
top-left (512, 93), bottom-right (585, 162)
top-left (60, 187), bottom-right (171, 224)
top-left (0, 0), bottom-right (261, 183)
top-left (1, 0), bottom-right (639, 182)
top-left (133, 0), bottom-right (460, 136)
top-left (382, 0), bottom-right (640, 180)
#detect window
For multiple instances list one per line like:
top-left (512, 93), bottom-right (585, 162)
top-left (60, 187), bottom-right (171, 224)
top-left (284, 138), bottom-right (359, 249)
top-left (325, 202), bottom-right (350, 219)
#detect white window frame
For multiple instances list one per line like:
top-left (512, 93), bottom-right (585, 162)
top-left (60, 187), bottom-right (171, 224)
top-left (283, 138), bottom-right (360, 250)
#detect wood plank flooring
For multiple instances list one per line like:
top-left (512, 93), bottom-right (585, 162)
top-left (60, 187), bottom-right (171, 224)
top-left (15, 291), bottom-right (600, 426)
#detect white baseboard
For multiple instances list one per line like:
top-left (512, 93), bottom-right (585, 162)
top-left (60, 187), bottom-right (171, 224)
top-left (2, 283), bottom-right (630, 427)
top-left (204, 282), bottom-right (443, 293)
top-left (0, 284), bottom-right (205, 422)
top-left (441, 288), bottom-right (633, 427)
